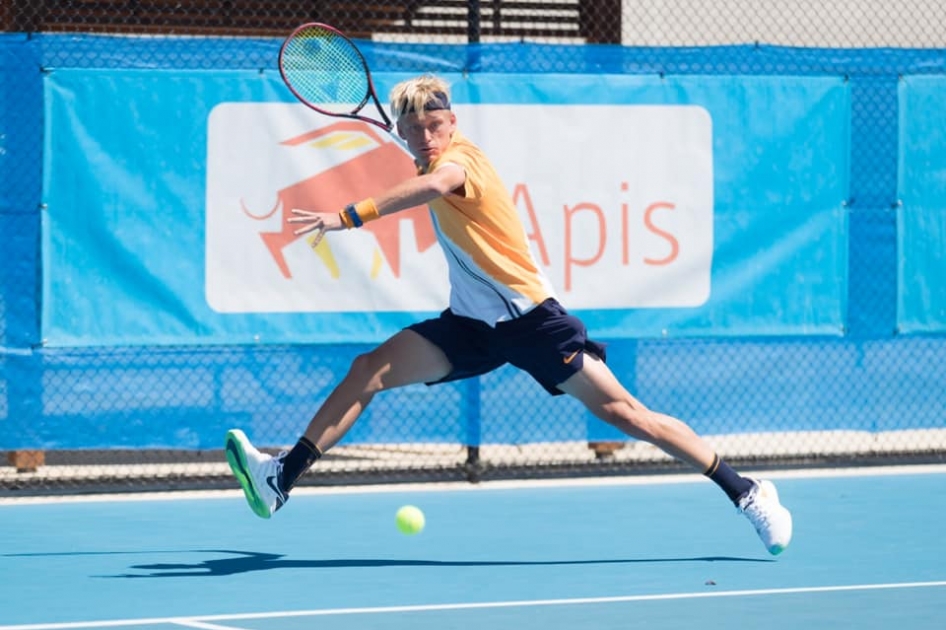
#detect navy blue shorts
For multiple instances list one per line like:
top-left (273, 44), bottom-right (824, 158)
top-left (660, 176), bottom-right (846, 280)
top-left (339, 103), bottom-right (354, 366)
top-left (407, 298), bottom-right (607, 395)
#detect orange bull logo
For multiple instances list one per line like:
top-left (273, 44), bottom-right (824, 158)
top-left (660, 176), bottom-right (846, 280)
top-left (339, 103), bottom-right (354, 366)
top-left (241, 121), bottom-right (437, 279)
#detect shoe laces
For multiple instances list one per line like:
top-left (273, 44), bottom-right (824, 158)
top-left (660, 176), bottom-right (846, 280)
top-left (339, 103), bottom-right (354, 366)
top-left (272, 449), bottom-right (287, 475)
top-left (739, 486), bottom-right (772, 529)
top-left (273, 451), bottom-right (289, 499)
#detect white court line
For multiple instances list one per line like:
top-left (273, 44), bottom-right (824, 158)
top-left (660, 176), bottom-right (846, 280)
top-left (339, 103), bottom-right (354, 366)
top-left (2, 581), bottom-right (946, 630)
top-left (169, 621), bottom-right (242, 630)
top-left (2, 463), bottom-right (946, 506)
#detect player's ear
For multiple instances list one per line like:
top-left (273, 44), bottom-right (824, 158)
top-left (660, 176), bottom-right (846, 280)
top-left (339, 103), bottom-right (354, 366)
top-left (396, 120), bottom-right (406, 139)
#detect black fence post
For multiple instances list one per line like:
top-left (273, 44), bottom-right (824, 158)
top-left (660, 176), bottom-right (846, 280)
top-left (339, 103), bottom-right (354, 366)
top-left (464, 378), bottom-right (484, 482)
top-left (467, 0), bottom-right (481, 43)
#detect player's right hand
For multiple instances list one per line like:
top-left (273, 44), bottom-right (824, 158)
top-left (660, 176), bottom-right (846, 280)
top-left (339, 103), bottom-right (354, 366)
top-left (288, 208), bottom-right (345, 235)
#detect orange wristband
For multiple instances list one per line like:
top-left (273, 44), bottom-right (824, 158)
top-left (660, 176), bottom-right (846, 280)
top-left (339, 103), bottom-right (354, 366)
top-left (338, 198), bottom-right (380, 229)
top-left (354, 198), bottom-right (380, 223)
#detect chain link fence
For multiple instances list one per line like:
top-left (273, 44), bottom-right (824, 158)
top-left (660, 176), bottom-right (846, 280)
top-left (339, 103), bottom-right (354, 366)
top-left (2, 1), bottom-right (945, 495)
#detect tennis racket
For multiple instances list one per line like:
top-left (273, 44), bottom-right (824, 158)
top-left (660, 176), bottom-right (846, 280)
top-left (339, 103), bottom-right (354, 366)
top-left (278, 22), bottom-right (393, 132)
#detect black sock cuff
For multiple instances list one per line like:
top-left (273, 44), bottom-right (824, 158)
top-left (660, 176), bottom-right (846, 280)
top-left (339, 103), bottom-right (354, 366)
top-left (281, 437), bottom-right (323, 493)
top-left (703, 453), bottom-right (721, 477)
top-left (704, 455), bottom-right (754, 504)
top-left (299, 436), bottom-right (322, 460)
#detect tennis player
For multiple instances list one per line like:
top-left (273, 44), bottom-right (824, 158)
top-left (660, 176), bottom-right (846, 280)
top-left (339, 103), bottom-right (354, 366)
top-left (225, 74), bottom-right (793, 555)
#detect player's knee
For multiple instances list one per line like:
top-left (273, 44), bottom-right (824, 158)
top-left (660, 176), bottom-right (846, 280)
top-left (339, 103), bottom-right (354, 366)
top-left (348, 352), bottom-right (387, 393)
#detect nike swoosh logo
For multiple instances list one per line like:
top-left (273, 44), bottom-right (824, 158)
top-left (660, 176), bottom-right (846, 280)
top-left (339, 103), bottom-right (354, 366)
top-left (266, 475), bottom-right (284, 496)
top-left (266, 475), bottom-right (287, 508)
top-left (563, 350), bottom-right (581, 364)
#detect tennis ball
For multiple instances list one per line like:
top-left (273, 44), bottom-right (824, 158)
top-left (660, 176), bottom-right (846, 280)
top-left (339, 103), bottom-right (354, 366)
top-left (395, 505), bottom-right (425, 535)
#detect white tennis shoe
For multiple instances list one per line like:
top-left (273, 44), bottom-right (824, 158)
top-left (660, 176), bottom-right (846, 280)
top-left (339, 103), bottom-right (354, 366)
top-left (738, 479), bottom-right (793, 555)
top-left (224, 429), bottom-right (288, 519)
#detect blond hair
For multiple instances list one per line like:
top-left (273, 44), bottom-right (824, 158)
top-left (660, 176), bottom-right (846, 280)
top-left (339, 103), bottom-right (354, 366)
top-left (389, 74), bottom-right (452, 120)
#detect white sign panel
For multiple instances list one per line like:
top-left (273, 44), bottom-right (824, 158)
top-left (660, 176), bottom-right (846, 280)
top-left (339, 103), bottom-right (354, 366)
top-left (205, 103), bottom-right (712, 313)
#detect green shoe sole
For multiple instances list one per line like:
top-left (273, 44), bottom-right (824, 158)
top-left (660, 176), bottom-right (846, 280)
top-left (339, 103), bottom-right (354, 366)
top-left (224, 430), bottom-right (271, 519)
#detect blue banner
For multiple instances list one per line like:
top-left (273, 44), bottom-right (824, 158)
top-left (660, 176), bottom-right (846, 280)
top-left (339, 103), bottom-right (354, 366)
top-left (1, 35), bottom-right (43, 349)
top-left (898, 75), bottom-right (946, 334)
top-left (42, 69), bottom-right (850, 346)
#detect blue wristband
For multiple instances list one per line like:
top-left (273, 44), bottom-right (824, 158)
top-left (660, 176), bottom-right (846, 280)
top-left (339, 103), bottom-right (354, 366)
top-left (345, 204), bottom-right (363, 228)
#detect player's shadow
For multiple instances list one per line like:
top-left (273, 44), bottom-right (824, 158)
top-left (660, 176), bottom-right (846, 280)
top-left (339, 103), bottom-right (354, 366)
top-left (108, 549), bottom-right (773, 578)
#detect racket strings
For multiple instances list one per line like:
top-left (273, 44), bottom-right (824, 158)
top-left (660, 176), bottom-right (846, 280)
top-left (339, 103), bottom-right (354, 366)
top-left (281, 26), bottom-right (370, 114)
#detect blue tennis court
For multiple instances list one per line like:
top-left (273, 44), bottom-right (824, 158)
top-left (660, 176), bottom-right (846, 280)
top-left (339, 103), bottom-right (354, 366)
top-left (2, 466), bottom-right (945, 629)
